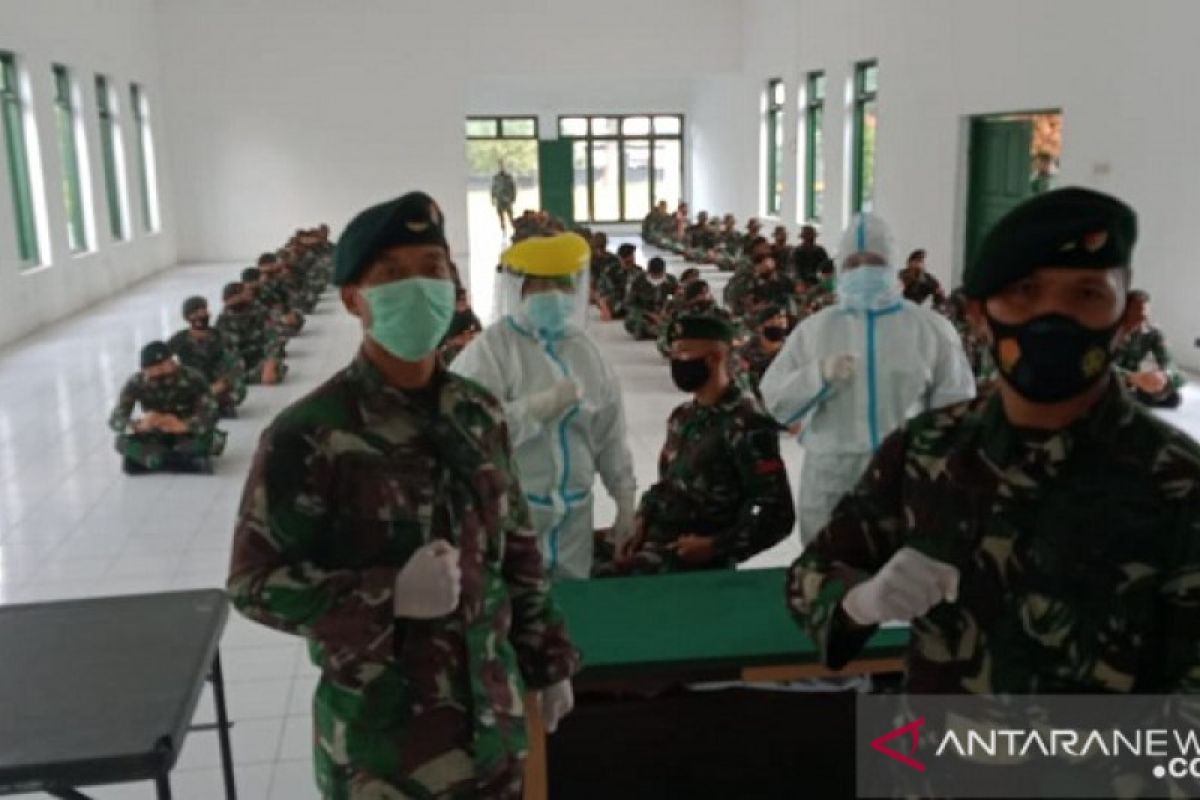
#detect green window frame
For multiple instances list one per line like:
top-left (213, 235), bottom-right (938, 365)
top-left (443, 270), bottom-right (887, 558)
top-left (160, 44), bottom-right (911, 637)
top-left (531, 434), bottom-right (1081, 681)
top-left (765, 79), bottom-right (784, 217)
top-left (2, 52), bottom-right (41, 266)
top-left (852, 60), bottom-right (879, 214)
top-left (130, 83), bottom-right (157, 232)
top-left (53, 65), bottom-right (88, 253)
top-left (803, 71), bottom-right (826, 223)
top-left (465, 115), bottom-right (538, 141)
top-left (95, 74), bottom-right (126, 241)
top-left (556, 113), bottom-right (684, 224)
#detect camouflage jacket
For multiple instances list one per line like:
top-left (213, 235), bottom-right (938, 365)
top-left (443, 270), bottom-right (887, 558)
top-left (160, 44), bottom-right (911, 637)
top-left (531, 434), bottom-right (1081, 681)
top-left (740, 272), bottom-right (798, 316)
top-left (598, 264), bottom-right (643, 307)
top-left (788, 377), bottom-right (1200, 693)
top-left (168, 328), bottom-right (245, 387)
top-left (640, 384), bottom-right (794, 563)
top-left (900, 268), bottom-right (946, 307)
top-left (789, 245), bottom-right (832, 284)
top-left (626, 273), bottom-right (679, 315)
top-left (108, 365), bottom-right (218, 434)
top-left (589, 252), bottom-right (620, 291)
top-left (217, 305), bottom-right (284, 367)
top-left (228, 353), bottom-right (579, 787)
top-left (1114, 324), bottom-right (1184, 389)
top-left (736, 337), bottom-right (782, 389)
top-left (491, 172), bottom-right (517, 208)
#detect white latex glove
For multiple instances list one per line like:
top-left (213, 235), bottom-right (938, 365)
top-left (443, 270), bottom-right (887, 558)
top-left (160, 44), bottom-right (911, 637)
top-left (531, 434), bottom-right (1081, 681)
top-left (820, 353), bottom-right (858, 385)
top-left (842, 547), bottom-right (959, 626)
top-left (539, 680), bottom-right (575, 734)
top-left (393, 540), bottom-right (461, 619)
top-left (611, 489), bottom-right (638, 548)
top-left (526, 379), bottom-right (581, 422)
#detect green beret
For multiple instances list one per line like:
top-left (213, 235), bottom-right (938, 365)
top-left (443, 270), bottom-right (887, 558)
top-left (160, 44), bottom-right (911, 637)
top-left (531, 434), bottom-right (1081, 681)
top-left (683, 280), bottom-right (710, 301)
top-left (752, 304), bottom-right (785, 327)
top-left (964, 187), bottom-right (1137, 299)
top-left (668, 314), bottom-right (735, 345)
top-left (140, 341), bottom-right (172, 369)
top-left (241, 267), bottom-right (261, 284)
top-left (333, 191), bottom-right (448, 286)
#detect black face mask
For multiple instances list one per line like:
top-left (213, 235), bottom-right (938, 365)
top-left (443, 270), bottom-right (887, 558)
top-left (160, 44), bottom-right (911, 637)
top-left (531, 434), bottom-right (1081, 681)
top-left (670, 357), bottom-right (712, 393)
top-left (190, 315), bottom-right (210, 330)
top-left (986, 312), bottom-right (1122, 403)
top-left (762, 325), bottom-right (787, 343)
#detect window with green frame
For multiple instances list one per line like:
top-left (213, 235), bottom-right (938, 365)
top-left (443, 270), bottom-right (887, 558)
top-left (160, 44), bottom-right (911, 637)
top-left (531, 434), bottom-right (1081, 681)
top-left (803, 71), bottom-right (826, 222)
top-left (95, 74), bottom-right (127, 241)
top-left (130, 83), bottom-right (158, 232)
top-left (53, 65), bottom-right (88, 253)
top-left (765, 79), bottom-right (784, 216)
top-left (2, 52), bottom-right (41, 266)
top-left (557, 114), bottom-right (684, 224)
top-left (852, 60), bottom-right (879, 213)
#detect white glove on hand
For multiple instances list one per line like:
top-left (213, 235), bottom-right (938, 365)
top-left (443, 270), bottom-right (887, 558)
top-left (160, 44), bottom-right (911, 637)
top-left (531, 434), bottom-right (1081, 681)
top-left (393, 540), bottom-right (461, 619)
top-left (820, 353), bottom-right (858, 385)
top-left (842, 547), bottom-right (959, 626)
top-left (611, 489), bottom-right (638, 548)
top-left (539, 680), bottom-right (575, 734)
top-left (526, 379), bottom-right (581, 422)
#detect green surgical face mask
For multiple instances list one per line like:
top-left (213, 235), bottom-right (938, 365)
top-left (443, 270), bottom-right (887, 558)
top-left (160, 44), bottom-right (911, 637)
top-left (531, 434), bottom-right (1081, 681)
top-left (361, 277), bottom-right (456, 361)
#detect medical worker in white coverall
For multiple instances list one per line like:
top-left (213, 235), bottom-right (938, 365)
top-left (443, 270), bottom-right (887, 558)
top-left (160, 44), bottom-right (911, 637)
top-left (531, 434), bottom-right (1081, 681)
top-left (760, 213), bottom-right (976, 543)
top-left (452, 233), bottom-right (637, 579)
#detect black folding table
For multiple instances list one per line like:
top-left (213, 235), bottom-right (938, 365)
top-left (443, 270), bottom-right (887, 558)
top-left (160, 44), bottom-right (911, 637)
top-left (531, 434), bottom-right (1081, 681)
top-left (0, 589), bottom-right (237, 799)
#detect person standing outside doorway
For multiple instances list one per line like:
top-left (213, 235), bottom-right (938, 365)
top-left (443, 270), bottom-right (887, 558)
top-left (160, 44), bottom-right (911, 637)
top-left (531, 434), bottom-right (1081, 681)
top-left (492, 161), bottom-right (518, 236)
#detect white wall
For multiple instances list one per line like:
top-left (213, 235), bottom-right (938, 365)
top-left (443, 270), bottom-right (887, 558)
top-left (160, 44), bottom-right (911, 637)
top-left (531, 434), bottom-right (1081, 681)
top-left (0, 0), bottom-right (176, 348)
top-left (700, 0), bottom-right (1200, 369)
top-left (159, 0), bottom-right (744, 265)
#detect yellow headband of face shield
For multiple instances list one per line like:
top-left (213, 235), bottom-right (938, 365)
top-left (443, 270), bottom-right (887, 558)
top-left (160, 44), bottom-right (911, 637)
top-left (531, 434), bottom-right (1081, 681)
top-left (501, 233), bottom-right (590, 277)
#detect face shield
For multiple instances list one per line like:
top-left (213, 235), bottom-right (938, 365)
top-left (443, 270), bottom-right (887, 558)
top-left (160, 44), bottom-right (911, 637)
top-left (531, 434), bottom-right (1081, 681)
top-left (837, 212), bottom-right (902, 311)
top-left (498, 233), bottom-right (591, 338)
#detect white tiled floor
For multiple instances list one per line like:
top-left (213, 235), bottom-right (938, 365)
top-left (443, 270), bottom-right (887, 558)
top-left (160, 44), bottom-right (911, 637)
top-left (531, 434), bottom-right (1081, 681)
top-left (2, 248), bottom-right (1197, 798)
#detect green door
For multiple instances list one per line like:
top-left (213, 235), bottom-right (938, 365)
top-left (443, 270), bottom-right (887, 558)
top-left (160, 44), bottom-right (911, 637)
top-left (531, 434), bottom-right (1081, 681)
top-left (538, 139), bottom-right (574, 226)
top-left (965, 118), bottom-right (1033, 270)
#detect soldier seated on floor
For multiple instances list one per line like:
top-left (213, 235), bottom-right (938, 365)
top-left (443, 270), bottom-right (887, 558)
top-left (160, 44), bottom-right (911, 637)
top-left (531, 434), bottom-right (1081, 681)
top-left (1115, 289), bottom-right (1186, 408)
top-left (109, 341), bottom-right (226, 475)
top-left (216, 281), bottom-right (288, 385)
top-left (594, 315), bottom-right (794, 576)
top-left (168, 295), bottom-right (247, 418)
top-left (624, 257), bottom-right (679, 340)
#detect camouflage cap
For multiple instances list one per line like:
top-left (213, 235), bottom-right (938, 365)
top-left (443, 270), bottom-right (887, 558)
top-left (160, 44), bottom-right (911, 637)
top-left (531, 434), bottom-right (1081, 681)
top-left (140, 340), bottom-right (172, 369)
top-left (669, 314), bottom-right (735, 345)
top-left (181, 295), bottom-right (208, 319)
top-left (964, 187), bottom-right (1137, 299)
top-left (333, 191), bottom-right (448, 286)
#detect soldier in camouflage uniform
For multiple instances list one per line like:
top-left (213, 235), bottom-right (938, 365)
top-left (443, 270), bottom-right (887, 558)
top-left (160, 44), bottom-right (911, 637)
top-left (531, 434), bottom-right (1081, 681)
top-left (641, 200), bottom-right (672, 247)
top-left (588, 232), bottom-right (621, 315)
top-left (597, 243), bottom-right (643, 321)
top-left (168, 295), bottom-right (246, 417)
top-left (941, 287), bottom-right (996, 391)
top-left (788, 187), bottom-right (1200, 694)
top-left (491, 163), bottom-right (517, 236)
top-left (738, 254), bottom-right (799, 320)
top-left (596, 314), bottom-right (794, 576)
top-left (1113, 289), bottom-right (1184, 408)
top-left (722, 236), bottom-right (772, 313)
top-left (242, 266), bottom-right (301, 340)
top-left (258, 252), bottom-right (307, 333)
top-left (217, 281), bottom-right (288, 385)
top-left (794, 261), bottom-right (838, 320)
top-left (228, 192), bottom-right (579, 799)
top-left (735, 305), bottom-right (789, 394)
top-left (624, 256), bottom-right (678, 340)
top-left (788, 224), bottom-right (833, 285)
top-left (109, 341), bottom-right (225, 474)
top-left (657, 279), bottom-right (740, 358)
top-left (899, 248), bottom-right (947, 307)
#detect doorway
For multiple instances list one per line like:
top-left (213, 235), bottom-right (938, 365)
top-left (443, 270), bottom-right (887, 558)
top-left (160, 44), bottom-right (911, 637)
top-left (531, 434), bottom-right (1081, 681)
top-left (465, 116), bottom-right (540, 318)
top-left (964, 111), bottom-right (1062, 269)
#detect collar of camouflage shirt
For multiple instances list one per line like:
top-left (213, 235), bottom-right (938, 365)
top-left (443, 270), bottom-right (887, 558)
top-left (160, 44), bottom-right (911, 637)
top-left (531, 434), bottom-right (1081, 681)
top-left (979, 374), bottom-right (1131, 470)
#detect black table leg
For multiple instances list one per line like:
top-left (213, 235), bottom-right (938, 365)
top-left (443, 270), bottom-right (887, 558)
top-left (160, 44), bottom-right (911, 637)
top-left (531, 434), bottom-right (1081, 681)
top-left (155, 773), bottom-right (172, 799)
top-left (210, 649), bottom-right (238, 799)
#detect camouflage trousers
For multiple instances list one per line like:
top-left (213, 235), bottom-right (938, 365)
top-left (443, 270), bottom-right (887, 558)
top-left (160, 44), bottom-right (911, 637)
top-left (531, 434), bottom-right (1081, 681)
top-left (623, 310), bottom-right (660, 341)
top-left (216, 380), bottom-right (247, 413)
top-left (312, 679), bottom-right (523, 800)
top-left (115, 430), bottom-right (225, 469)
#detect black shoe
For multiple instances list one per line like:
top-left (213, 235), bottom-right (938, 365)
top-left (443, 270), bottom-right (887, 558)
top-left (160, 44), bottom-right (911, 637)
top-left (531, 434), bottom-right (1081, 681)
top-left (122, 457), bottom-right (150, 476)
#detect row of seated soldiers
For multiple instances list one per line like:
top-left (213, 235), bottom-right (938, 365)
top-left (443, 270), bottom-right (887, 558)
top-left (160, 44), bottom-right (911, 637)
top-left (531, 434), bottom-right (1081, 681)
top-left (106, 227), bottom-right (335, 474)
top-left (623, 206), bottom-right (1186, 408)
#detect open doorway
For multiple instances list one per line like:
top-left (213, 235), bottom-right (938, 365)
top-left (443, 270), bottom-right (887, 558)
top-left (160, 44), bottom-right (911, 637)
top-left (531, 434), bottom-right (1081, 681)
top-left (466, 116), bottom-right (540, 319)
top-left (964, 110), bottom-right (1062, 269)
